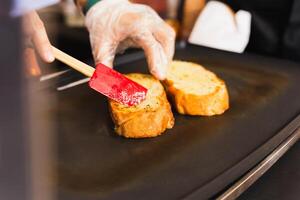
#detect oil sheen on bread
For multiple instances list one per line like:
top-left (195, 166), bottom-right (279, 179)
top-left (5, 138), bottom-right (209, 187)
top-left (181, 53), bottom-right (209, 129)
top-left (108, 74), bottom-right (174, 138)
top-left (164, 61), bottom-right (229, 116)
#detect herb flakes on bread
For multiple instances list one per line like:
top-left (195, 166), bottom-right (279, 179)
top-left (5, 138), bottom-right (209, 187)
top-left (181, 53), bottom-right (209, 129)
top-left (108, 73), bottom-right (174, 138)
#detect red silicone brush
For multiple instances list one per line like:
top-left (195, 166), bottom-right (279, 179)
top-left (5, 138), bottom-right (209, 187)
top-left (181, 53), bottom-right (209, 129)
top-left (52, 46), bottom-right (147, 106)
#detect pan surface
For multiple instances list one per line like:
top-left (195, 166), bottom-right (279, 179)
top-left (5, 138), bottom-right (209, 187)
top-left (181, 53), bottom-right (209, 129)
top-left (50, 45), bottom-right (300, 199)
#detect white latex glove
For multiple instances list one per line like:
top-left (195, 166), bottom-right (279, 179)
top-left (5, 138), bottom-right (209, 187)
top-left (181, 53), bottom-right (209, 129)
top-left (85, 0), bottom-right (175, 80)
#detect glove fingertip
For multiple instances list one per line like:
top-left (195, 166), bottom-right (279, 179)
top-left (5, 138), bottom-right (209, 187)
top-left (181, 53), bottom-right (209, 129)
top-left (94, 57), bottom-right (114, 68)
top-left (150, 65), bottom-right (167, 80)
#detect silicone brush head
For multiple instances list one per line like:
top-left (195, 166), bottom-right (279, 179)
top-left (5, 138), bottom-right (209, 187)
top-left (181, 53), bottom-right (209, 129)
top-left (89, 63), bottom-right (147, 106)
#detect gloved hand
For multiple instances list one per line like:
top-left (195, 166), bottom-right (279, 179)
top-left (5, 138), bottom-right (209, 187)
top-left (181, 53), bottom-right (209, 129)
top-left (22, 11), bottom-right (54, 63)
top-left (85, 0), bottom-right (175, 80)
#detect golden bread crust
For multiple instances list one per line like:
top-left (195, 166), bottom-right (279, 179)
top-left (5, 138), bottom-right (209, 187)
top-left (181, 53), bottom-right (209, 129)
top-left (108, 73), bottom-right (174, 138)
top-left (164, 61), bottom-right (229, 116)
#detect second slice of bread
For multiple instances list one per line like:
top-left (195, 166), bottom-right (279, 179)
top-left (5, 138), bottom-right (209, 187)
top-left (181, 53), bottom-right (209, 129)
top-left (164, 61), bottom-right (229, 116)
top-left (108, 73), bottom-right (174, 138)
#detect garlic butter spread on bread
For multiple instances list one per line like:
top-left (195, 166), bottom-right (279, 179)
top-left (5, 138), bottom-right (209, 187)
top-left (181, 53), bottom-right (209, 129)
top-left (164, 61), bottom-right (229, 116)
top-left (108, 74), bottom-right (174, 138)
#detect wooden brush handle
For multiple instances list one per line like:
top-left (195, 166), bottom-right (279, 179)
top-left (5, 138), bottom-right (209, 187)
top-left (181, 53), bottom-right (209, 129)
top-left (52, 46), bottom-right (95, 77)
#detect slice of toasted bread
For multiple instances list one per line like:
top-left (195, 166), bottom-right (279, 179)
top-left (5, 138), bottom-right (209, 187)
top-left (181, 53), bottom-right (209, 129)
top-left (108, 73), bottom-right (174, 138)
top-left (164, 61), bottom-right (229, 116)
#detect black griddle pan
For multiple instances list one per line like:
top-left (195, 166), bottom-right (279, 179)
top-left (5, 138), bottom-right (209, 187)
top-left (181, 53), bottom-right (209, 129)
top-left (49, 44), bottom-right (300, 200)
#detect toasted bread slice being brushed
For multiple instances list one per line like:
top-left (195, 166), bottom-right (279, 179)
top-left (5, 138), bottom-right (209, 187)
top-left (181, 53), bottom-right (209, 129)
top-left (108, 74), bottom-right (174, 138)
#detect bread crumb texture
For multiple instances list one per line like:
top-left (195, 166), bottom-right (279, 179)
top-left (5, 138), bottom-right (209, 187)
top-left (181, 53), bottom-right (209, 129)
top-left (108, 73), bottom-right (174, 138)
top-left (165, 61), bottom-right (229, 116)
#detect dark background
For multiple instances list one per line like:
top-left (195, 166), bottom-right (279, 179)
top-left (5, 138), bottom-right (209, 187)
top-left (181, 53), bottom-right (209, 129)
top-left (220, 0), bottom-right (300, 62)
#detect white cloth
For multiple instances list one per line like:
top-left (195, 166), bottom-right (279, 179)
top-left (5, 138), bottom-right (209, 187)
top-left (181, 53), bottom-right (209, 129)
top-left (189, 1), bottom-right (251, 53)
top-left (10, 0), bottom-right (59, 16)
